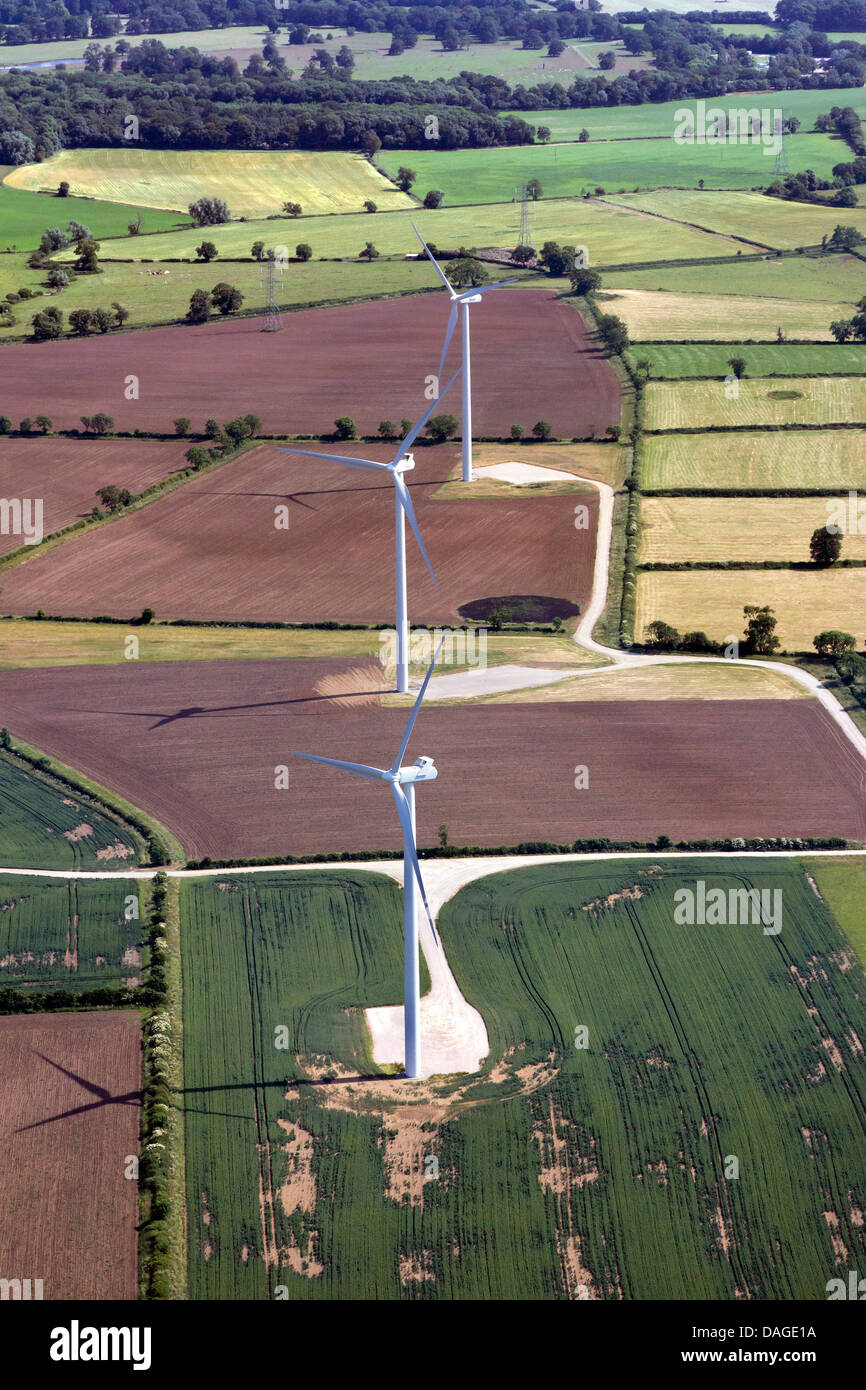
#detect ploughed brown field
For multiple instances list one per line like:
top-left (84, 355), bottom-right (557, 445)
top-left (0, 292), bottom-right (620, 437)
top-left (0, 437), bottom-right (187, 555)
top-left (0, 658), bottom-right (862, 858)
top-left (0, 442), bottom-right (597, 622)
top-left (0, 1011), bottom-right (141, 1300)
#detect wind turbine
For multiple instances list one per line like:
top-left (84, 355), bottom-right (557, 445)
top-left (292, 643), bottom-right (443, 1079)
top-left (413, 222), bottom-right (518, 483)
top-left (278, 368), bottom-right (460, 695)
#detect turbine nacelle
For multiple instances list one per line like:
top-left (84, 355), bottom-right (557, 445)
top-left (394, 451), bottom-right (416, 475)
top-left (397, 755), bottom-right (438, 785)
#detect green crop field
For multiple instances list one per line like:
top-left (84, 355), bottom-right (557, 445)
top-left (377, 133), bottom-right (841, 204)
top-left (0, 253), bottom-right (446, 342)
top-left (606, 251), bottom-right (866, 304)
top-left (512, 88), bottom-right (866, 143)
top-left (809, 858), bottom-right (866, 968)
top-left (87, 197), bottom-right (744, 269)
top-left (645, 377), bottom-right (866, 430)
top-left (0, 167), bottom-right (189, 251)
top-left (629, 343), bottom-right (866, 378)
top-left (643, 428), bottom-right (866, 490)
top-left (6, 149), bottom-right (413, 219)
top-left (0, 873), bottom-right (145, 994)
top-left (181, 860), bottom-right (866, 1298)
top-left (182, 870), bottom-right (415, 1299)
top-left (639, 496), bottom-right (866, 563)
top-left (636, 566), bottom-right (866, 650)
top-left (602, 287), bottom-right (844, 341)
top-left (609, 188), bottom-right (866, 249)
top-left (0, 749), bottom-right (143, 869)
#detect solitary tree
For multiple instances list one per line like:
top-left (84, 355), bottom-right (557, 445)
top-left (378, 419), bottom-right (396, 439)
top-left (112, 301), bottom-right (129, 327)
top-left (359, 241), bottom-right (380, 260)
top-left (645, 620), bottom-right (681, 648)
top-left (395, 166), bottom-right (416, 192)
top-left (813, 630), bottom-right (856, 656)
top-left (211, 282), bottom-right (244, 315)
top-left (727, 355), bottom-right (747, 378)
top-left (423, 189), bottom-right (444, 209)
top-left (174, 417), bottom-right (191, 436)
top-left (57, 180), bottom-right (70, 197)
top-left (743, 604), bottom-right (780, 655)
top-left (810, 524), bottom-right (843, 565)
top-left (31, 306), bottom-right (64, 340)
top-left (426, 414), bottom-right (459, 442)
top-left (96, 485), bottom-right (133, 512)
top-left (510, 424), bottom-right (524, 441)
top-left (283, 201), bottom-right (303, 218)
top-left (186, 289), bottom-right (211, 323)
top-left (512, 243), bottom-right (535, 265)
top-left (251, 241), bottom-right (266, 260)
top-left (532, 420), bottom-right (553, 441)
top-left (189, 197), bottom-right (230, 226)
top-left (34, 414), bottom-right (52, 434)
top-left (69, 308), bottom-right (95, 335)
top-left (46, 266), bottom-right (69, 290)
top-left (334, 416), bottom-right (358, 440)
top-left (596, 312), bottom-right (629, 355)
top-left (537, 124), bottom-right (552, 142)
top-left (75, 237), bottom-right (100, 273)
top-left (449, 258), bottom-right (487, 288)
top-left (195, 240), bottom-right (218, 263)
top-left (571, 266), bottom-right (601, 296)
top-left (363, 200), bottom-right (377, 213)
top-left (295, 243), bottom-right (313, 261)
top-left (526, 177), bottom-right (543, 200)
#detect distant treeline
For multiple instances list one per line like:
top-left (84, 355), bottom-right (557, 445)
top-left (1, 7), bottom-right (865, 157)
top-left (2, 0), bottom-right (618, 48)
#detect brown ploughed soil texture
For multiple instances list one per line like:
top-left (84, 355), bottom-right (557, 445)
top-left (0, 1011), bottom-right (141, 1299)
top-left (0, 442), bottom-right (597, 622)
top-left (0, 437), bottom-right (187, 555)
top-left (0, 292), bottom-right (620, 437)
top-left (0, 659), bottom-right (861, 858)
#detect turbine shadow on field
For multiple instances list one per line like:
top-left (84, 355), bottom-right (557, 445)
top-left (14, 1050), bottom-right (141, 1131)
top-left (73, 689), bottom-right (390, 728)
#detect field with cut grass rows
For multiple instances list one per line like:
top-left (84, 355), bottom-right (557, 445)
top-left (7, 149), bottom-right (413, 218)
top-left (604, 288), bottom-right (844, 342)
top-left (639, 496), bottom-right (866, 563)
top-left (645, 377), bottom-right (866, 430)
top-left (630, 343), bottom-right (866, 379)
top-left (643, 428), bottom-right (866, 490)
top-left (636, 566), bottom-right (866, 650)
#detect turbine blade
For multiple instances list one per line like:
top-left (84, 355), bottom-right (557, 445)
top-left (469, 278), bottom-right (521, 294)
top-left (390, 636), bottom-right (445, 774)
top-left (437, 302), bottom-right (459, 383)
top-left (411, 221), bottom-right (455, 294)
top-left (396, 364), bottom-right (462, 460)
top-left (391, 781), bottom-right (440, 946)
top-left (277, 447), bottom-right (389, 472)
top-left (394, 471), bottom-right (437, 591)
top-left (291, 751), bottom-right (388, 782)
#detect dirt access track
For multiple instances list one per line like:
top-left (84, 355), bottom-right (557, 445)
top-left (0, 442), bottom-right (598, 622)
top-left (0, 1010), bottom-right (141, 1299)
top-left (0, 291), bottom-right (620, 438)
top-left (0, 658), bottom-right (862, 860)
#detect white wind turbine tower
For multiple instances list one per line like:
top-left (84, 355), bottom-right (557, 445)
top-left (278, 370), bottom-right (460, 695)
top-left (292, 643), bottom-right (443, 1079)
top-left (413, 222), bottom-right (518, 483)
